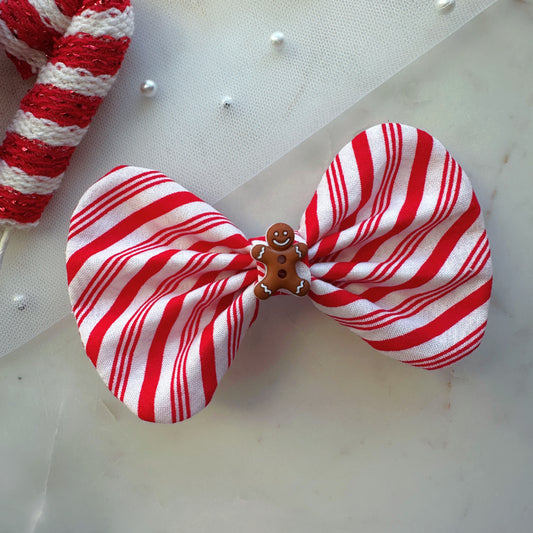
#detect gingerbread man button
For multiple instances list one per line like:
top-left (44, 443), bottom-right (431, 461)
top-left (251, 223), bottom-right (310, 300)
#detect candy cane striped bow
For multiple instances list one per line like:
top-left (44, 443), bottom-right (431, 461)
top-left (0, 0), bottom-right (134, 228)
top-left (67, 123), bottom-right (492, 423)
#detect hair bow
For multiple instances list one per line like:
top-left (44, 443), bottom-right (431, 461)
top-left (0, 0), bottom-right (134, 229)
top-left (67, 123), bottom-right (492, 423)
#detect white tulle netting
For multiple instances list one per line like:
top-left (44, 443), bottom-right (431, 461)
top-left (0, 0), bottom-right (496, 357)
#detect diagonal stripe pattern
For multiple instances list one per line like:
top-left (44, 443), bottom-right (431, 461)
top-left (67, 124), bottom-right (492, 423)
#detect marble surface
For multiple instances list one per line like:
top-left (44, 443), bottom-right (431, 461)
top-left (1, 0), bottom-right (533, 531)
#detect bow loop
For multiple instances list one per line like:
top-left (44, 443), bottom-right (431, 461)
top-left (67, 124), bottom-right (492, 423)
top-left (304, 124), bottom-right (491, 367)
top-left (67, 166), bottom-right (260, 422)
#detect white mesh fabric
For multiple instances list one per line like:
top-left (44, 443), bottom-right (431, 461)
top-left (0, 0), bottom-right (497, 356)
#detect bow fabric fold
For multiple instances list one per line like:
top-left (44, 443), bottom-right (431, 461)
top-left (66, 123), bottom-right (492, 423)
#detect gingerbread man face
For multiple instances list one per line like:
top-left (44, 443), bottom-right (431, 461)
top-left (266, 223), bottom-right (295, 251)
top-left (251, 223), bottom-right (310, 300)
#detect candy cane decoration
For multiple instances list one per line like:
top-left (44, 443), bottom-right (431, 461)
top-left (0, 0), bottom-right (134, 267)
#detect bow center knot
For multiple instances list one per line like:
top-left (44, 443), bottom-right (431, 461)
top-left (250, 223), bottom-right (311, 300)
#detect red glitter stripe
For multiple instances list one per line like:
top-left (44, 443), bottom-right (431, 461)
top-left (0, 183), bottom-right (51, 224)
top-left (81, 0), bottom-right (131, 13)
top-left (0, 132), bottom-right (75, 177)
top-left (54, 0), bottom-right (78, 17)
top-left (51, 34), bottom-right (131, 77)
top-left (5, 52), bottom-right (35, 79)
top-left (0, 0), bottom-right (62, 55)
top-left (56, 0), bottom-right (131, 17)
top-left (20, 84), bottom-right (102, 128)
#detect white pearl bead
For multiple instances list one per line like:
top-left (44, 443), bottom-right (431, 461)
top-left (13, 294), bottom-right (27, 311)
top-left (222, 96), bottom-right (233, 109)
top-left (270, 31), bottom-right (285, 48)
top-left (140, 79), bottom-right (158, 97)
top-left (435, 0), bottom-right (455, 11)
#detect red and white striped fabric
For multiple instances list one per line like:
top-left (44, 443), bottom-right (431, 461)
top-left (67, 123), bottom-right (492, 423)
top-left (0, 0), bottom-right (133, 227)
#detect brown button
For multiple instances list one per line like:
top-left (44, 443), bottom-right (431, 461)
top-left (250, 222), bottom-right (311, 300)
